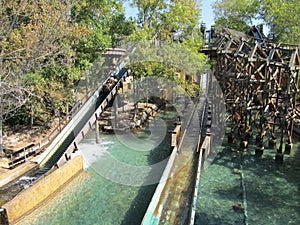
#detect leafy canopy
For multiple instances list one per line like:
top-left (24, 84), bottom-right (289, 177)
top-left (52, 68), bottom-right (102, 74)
top-left (212, 0), bottom-right (300, 44)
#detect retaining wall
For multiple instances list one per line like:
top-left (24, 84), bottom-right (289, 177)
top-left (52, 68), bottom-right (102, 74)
top-left (141, 146), bottom-right (178, 225)
top-left (2, 155), bottom-right (83, 224)
top-left (141, 124), bottom-right (182, 225)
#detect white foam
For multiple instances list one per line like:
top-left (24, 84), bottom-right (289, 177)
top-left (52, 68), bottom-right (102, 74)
top-left (79, 142), bottom-right (109, 170)
top-left (100, 140), bottom-right (115, 146)
top-left (19, 176), bottom-right (37, 181)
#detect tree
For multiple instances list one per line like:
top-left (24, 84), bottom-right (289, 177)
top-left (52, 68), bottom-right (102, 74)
top-left (212, 0), bottom-right (260, 32)
top-left (261, 0), bottom-right (300, 43)
top-left (212, 0), bottom-right (300, 44)
top-left (0, 0), bottom-right (88, 152)
top-left (106, 13), bottom-right (136, 48)
top-left (159, 0), bottom-right (200, 39)
top-left (131, 0), bottom-right (167, 29)
top-left (129, 44), bottom-right (204, 97)
top-left (130, 0), bottom-right (202, 44)
top-left (70, 0), bottom-right (122, 68)
top-left (0, 0), bottom-right (131, 125)
top-left (128, 0), bottom-right (206, 97)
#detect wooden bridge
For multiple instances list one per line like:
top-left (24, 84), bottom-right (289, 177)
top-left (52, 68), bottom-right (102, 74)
top-left (201, 26), bottom-right (300, 162)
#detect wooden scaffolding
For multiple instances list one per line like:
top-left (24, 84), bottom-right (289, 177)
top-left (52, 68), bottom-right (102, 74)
top-left (201, 27), bottom-right (300, 161)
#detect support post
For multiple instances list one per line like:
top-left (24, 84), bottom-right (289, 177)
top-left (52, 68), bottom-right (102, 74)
top-left (24, 148), bottom-right (26, 162)
top-left (268, 135), bottom-right (276, 148)
top-left (285, 126), bottom-right (293, 154)
top-left (275, 126), bottom-right (284, 163)
top-left (95, 114), bottom-right (100, 144)
top-left (115, 94), bottom-right (119, 128)
top-left (0, 208), bottom-right (9, 225)
top-left (255, 142), bottom-right (264, 157)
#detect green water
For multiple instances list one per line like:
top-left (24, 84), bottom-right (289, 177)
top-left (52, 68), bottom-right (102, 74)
top-left (195, 135), bottom-right (300, 225)
top-left (17, 109), bottom-right (177, 225)
top-left (15, 107), bottom-right (300, 225)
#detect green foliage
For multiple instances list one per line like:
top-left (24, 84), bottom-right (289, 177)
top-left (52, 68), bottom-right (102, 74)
top-left (0, 0), bottom-right (135, 126)
top-left (126, 27), bottom-right (154, 42)
top-left (106, 13), bottom-right (136, 47)
top-left (73, 23), bottom-right (111, 69)
top-left (131, 0), bottom-right (167, 29)
top-left (0, 0), bottom-right (84, 124)
top-left (130, 61), bottom-right (202, 98)
top-left (127, 40), bottom-right (206, 98)
top-left (212, 0), bottom-right (260, 32)
top-left (261, 0), bottom-right (300, 44)
top-left (159, 0), bottom-right (200, 35)
top-left (212, 0), bottom-right (300, 44)
top-left (130, 0), bottom-right (202, 44)
top-left (70, 0), bottom-right (121, 68)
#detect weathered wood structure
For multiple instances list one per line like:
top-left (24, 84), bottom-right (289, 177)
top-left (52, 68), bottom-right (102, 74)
top-left (201, 26), bottom-right (300, 161)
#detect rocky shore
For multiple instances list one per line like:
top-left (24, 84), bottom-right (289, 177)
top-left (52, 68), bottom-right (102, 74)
top-left (98, 100), bottom-right (165, 133)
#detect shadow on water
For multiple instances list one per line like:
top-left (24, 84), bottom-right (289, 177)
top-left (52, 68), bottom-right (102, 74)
top-left (120, 106), bottom-right (177, 225)
top-left (195, 131), bottom-right (300, 225)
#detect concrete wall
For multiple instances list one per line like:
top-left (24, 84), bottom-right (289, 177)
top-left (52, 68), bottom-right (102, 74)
top-left (141, 146), bottom-right (178, 225)
top-left (2, 155), bottom-right (83, 224)
top-left (142, 124), bottom-right (183, 224)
